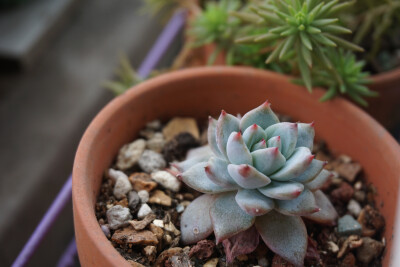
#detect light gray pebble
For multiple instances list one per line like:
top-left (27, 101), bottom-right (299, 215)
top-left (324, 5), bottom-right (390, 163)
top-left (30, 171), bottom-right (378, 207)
top-left (138, 150), bottom-right (166, 173)
top-left (128, 191), bottom-right (140, 209)
top-left (106, 205), bottom-right (132, 230)
top-left (109, 169), bottom-right (132, 199)
top-left (116, 139), bottom-right (146, 170)
top-left (137, 204), bottom-right (153, 219)
top-left (101, 224), bottom-right (111, 238)
top-left (347, 199), bottom-right (362, 217)
top-left (138, 190), bottom-right (149, 203)
top-left (151, 171), bottom-right (181, 192)
top-left (146, 132), bottom-right (165, 153)
top-left (176, 204), bottom-right (185, 213)
top-left (338, 214), bottom-right (362, 236)
top-left (257, 257), bottom-right (269, 267)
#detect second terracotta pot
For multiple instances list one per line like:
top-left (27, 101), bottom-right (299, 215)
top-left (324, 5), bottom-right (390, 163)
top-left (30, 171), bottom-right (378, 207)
top-left (73, 66), bottom-right (400, 267)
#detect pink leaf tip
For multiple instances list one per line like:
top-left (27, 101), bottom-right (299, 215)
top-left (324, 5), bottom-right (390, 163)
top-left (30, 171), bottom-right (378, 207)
top-left (310, 121), bottom-right (315, 127)
top-left (252, 123), bottom-right (258, 129)
top-left (221, 110), bottom-right (227, 116)
top-left (176, 174), bottom-right (183, 181)
top-left (238, 165), bottom-right (251, 177)
top-left (262, 100), bottom-right (270, 107)
top-left (308, 155), bottom-right (315, 163)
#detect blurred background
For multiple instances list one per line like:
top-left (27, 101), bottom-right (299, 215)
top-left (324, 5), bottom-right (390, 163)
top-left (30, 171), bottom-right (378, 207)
top-left (0, 0), bottom-right (182, 265)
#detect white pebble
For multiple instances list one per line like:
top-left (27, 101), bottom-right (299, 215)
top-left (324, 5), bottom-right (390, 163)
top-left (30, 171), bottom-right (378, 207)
top-left (109, 169), bottom-right (132, 199)
top-left (138, 150), bottom-right (166, 173)
top-left (153, 219), bottom-right (164, 228)
top-left (146, 132), bottom-right (165, 153)
top-left (326, 241), bottom-right (339, 253)
top-left (151, 171), bottom-right (181, 192)
top-left (176, 204), bottom-right (185, 213)
top-left (138, 190), bottom-right (149, 203)
top-left (354, 181), bottom-right (363, 190)
top-left (116, 139), bottom-right (146, 170)
top-left (106, 205), bottom-right (132, 230)
top-left (137, 204), bottom-right (152, 219)
top-left (347, 199), bottom-right (362, 217)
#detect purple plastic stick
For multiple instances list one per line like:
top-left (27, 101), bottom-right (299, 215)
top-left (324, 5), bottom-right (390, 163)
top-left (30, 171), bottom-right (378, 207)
top-left (12, 10), bottom-right (186, 267)
top-left (11, 175), bottom-right (72, 267)
top-left (137, 9), bottom-right (186, 78)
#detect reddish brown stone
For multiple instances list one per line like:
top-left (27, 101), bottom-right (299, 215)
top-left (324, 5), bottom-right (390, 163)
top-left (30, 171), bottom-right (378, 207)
top-left (336, 162), bottom-right (362, 182)
top-left (331, 182), bottom-right (354, 203)
top-left (189, 240), bottom-right (215, 260)
top-left (129, 172), bottom-right (157, 192)
top-left (154, 247), bottom-right (183, 267)
top-left (271, 255), bottom-right (295, 267)
top-left (111, 227), bottom-right (158, 246)
top-left (340, 253), bottom-right (356, 267)
top-left (129, 213), bottom-right (156, 230)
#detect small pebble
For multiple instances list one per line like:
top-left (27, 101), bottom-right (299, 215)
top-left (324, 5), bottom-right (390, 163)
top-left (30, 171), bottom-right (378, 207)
top-left (335, 162), bottom-right (362, 183)
top-left (354, 181), bottom-right (363, 190)
top-left (326, 241), bottom-right (339, 253)
top-left (347, 199), bottom-right (362, 217)
top-left (176, 204), bottom-right (185, 213)
top-left (146, 132), bottom-right (165, 153)
top-left (116, 139), bottom-right (146, 170)
top-left (137, 204), bottom-right (153, 219)
top-left (153, 219), bottom-right (164, 228)
top-left (129, 172), bottom-right (157, 192)
top-left (203, 258), bottom-right (218, 267)
top-left (149, 223), bottom-right (164, 240)
top-left (143, 246), bottom-right (157, 263)
top-left (162, 117), bottom-right (199, 141)
top-left (164, 221), bottom-right (181, 236)
top-left (101, 224), bottom-right (111, 238)
top-left (112, 227), bottom-right (158, 246)
top-left (138, 190), bottom-right (149, 203)
top-left (109, 169), bottom-right (132, 199)
top-left (138, 150), bottom-right (166, 173)
top-left (146, 120), bottom-right (162, 130)
top-left (148, 190), bottom-right (172, 206)
top-left (338, 215), bottom-right (362, 236)
top-left (128, 191), bottom-right (140, 209)
top-left (356, 237), bottom-right (384, 264)
top-left (354, 190), bottom-right (366, 202)
top-left (106, 205), bottom-right (132, 230)
top-left (331, 182), bottom-right (354, 204)
top-left (151, 171), bottom-right (181, 192)
top-left (257, 257), bottom-right (269, 267)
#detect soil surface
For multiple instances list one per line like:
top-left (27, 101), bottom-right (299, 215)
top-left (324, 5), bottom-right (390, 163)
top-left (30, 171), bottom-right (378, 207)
top-left (95, 117), bottom-right (385, 267)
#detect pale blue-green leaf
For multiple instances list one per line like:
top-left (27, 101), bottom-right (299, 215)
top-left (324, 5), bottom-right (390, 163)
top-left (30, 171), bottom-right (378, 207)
top-left (210, 192), bottom-right (255, 243)
top-left (292, 159), bottom-right (325, 183)
top-left (242, 124), bottom-right (268, 148)
top-left (251, 138), bottom-right (267, 151)
top-left (205, 157), bottom-right (239, 189)
top-left (251, 147), bottom-right (286, 175)
top-left (178, 162), bottom-right (233, 194)
top-left (181, 194), bottom-right (216, 245)
top-left (208, 117), bottom-right (224, 158)
top-left (174, 145), bottom-right (213, 172)
top-left (235, 189), bottom-right (275, 216)
top-left (216, 111), bottom-right (240, 157)
top-left (258, 181), bottom-right (304, 200)
top-left (303, 190), bottom-right (338, 225)
top-left (275, 188), bottom-right (319, 216)
top-left (305, 169), bottom-right (333, 191)
top-left (227, 164), bottom-right (271, 189)
top-left (265, 122), bottom-right (298, 158)
top-left (267, 135), bottom-right (282, 151)
top-left (227, 132), bottom-right (252, 165)
top-left (256, 211), bottom-right (307, 267)
top-left (239, 101), bottom-right (280, 131)
top-left (296, 122), bottom-right (315, 150)
top-left (270, 147), bottom-right (313, 181)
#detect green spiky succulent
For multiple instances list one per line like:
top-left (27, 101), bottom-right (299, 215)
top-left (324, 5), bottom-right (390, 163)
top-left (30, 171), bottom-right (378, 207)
top-left (188, 0), bottom-right (241, 65)
top-left (176, 102), bottom-right (337, 266)
top-left (312, 49), bottom-right (378, 106)
top-left (234, 0), bottom-right (363, 91)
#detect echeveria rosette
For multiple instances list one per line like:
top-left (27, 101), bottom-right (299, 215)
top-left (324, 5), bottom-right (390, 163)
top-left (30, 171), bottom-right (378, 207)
top-left (176, 102), bottom-right (338, 267)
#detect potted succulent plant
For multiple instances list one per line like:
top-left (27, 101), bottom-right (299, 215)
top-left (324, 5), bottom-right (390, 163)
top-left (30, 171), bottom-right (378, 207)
top-left (173, 0), bottom-right (400, 133)
top-left (73, 67), bottom-right (400, 266)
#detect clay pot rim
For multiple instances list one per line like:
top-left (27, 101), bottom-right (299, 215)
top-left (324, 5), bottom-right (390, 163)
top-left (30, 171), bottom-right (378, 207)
top-left (371, 67), bottom-right (400, 84)
top-left (72, 66), bottom-right (400, 266)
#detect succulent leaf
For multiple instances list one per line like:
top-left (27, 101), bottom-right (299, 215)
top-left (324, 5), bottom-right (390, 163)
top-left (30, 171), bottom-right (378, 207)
top-left (208, 117), bottom-right (224, 158)
top-left (251, 147), bottom-right (286, 175)
top-left (267, 135), bottom-right (282, 150)
top-left (205, 157), bottom-right (239, 189)
top-left (242, 124), bottom-right (268, 148)
top-left (251, 138), bottom-right (267, 151)
top-left (265, 122), bottom-right (298, 158)
top-left (216, 111), bottom-right (240, 157)
top-left (239, 101), bottom-right (279, 130)
top-left (296, 122), bottom-right (315, 150)
top-left (235, 189), bottom-right (275, 216)
top-left (275, 188), bottom-right (319, 215)
top-left (181, 194), bottom-right (216, 245)
top-left (303, 190), bottom-right (338, 225)
top-left (292, 159), bottom-right (326, 183)
top-left (258, 181), bottom-right (304, 200)
top-left (228, 164), bottom-right (271, 189)
top-left (210, 192), bottom-right (256, 243)
top-left (305, 169), bottom-right (333, 191)
top-left (270, 147), bottom-right (313, 181)
top-left (256, 210), bottom-right (307, 267)
top-left (174, 145), bottom-right (214, 172)
top-left (227, 132), bottom-right (252, 165)
top-left (178, 162), bottom-right (233, 194)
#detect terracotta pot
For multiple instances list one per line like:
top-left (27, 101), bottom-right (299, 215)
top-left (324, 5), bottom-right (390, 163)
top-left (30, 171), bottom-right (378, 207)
top-left (73, 66), bottom-right (400, 267)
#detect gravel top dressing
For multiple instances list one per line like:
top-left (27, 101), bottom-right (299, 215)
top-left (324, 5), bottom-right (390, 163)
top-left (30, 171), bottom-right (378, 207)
top-left (95, 116), bottom-right (385, 267)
